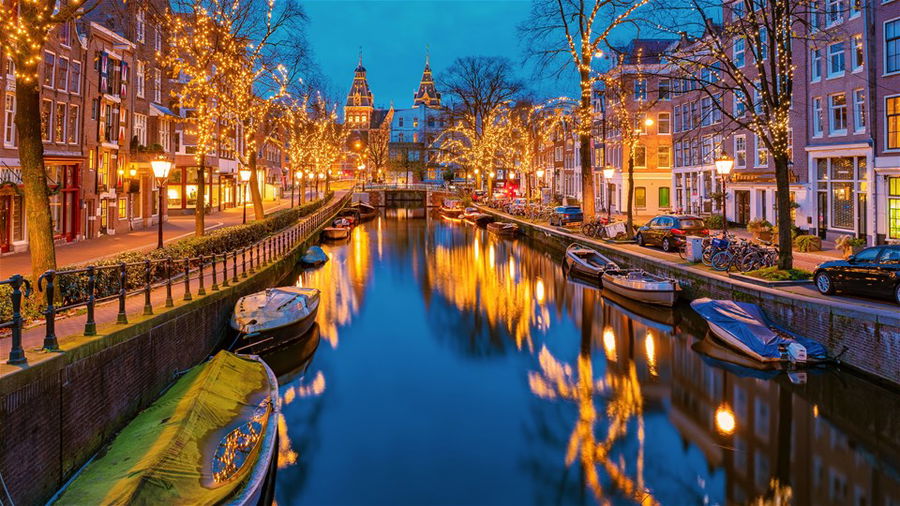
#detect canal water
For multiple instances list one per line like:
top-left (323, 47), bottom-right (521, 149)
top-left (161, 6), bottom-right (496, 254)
top-left (266, 212), bottom-right (900, 505)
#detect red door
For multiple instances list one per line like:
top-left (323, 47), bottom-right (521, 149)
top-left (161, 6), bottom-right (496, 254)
top-left (0, 195), bottom-right (11, 253)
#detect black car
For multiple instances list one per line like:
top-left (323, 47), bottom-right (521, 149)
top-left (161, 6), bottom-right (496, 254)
top-left (814, 245), bottom-right (900, 305)
top-left (549, 206), bottom-right (584, 227)
top-left (635, 215), bottom-right (709, 253)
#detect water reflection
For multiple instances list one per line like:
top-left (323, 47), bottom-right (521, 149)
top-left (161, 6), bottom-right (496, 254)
top-left (270, 213), bottom-right (900, 505)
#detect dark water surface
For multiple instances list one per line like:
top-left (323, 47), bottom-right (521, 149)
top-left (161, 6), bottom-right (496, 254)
top-left (267, 213), bottom-right (900, 506)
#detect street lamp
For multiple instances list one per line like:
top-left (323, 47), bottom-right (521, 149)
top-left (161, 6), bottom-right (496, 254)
top-left (536, 169), bottom-right (545, 202)
top-left (317, 172), bottom-right (325, 197)
top-left (239, 168), bottom-right (251, 224)
top-left (715, 152), bottom-right (735, 235)
top-left (151, 159), bottom-right (172, 249)
top-left (603, 165), bottom-right (615, 223)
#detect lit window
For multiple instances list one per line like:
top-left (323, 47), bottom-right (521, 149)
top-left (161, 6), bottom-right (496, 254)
top-left (887, 96), bottom-right (900, 149)
top-left (829, 93), bottom-right (848, 134)
top-left (852, 35), bottom-right (863, 71)
top-left (853, 89), bottom-right (865, 132)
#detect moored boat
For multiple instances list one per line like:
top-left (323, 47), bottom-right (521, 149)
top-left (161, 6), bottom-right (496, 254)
top-left (601, 289), bottom-right (679, 334)
top-left (300, 245), bottom-right (328, 266)
top-left (690, 298), bottom-right (829, 364)
top-left (487, 221), bottom-right (519, 237)
top-left (601, 269), bottom-right (680, 307)
top-left (564, 243), bottom-right (619, 283)
top-left (440, 199), bottom-right (464, 218)
top-left (460, 207), bottom-right (480, 223)
top-left (230, 287), bottom-right (320, 350)
top-left (336, 208), bottom-right (360, 226)
top-left (473, 214), bottom-right (494, 227)
top-left (50, 351), bottom-right (279, 505)
top-left (350, 202), bottom-right (377, 221)
top-left (322, 218), bottom-right (352, 240)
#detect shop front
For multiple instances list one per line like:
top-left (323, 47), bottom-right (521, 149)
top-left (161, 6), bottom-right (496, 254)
top-left (166, 166), bottom-right (220, 214)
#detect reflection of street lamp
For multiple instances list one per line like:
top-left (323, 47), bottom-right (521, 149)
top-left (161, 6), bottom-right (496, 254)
top-left (603, 165), bottom-right (615, 222)
top-left (239, 168), bottom-right (251, 224)
top-left (151, 159), bottom-right (172, 249)
top-left (715, 403), bottom-right (736, 435)
top-left (715, 152), bottom-right (735, 235)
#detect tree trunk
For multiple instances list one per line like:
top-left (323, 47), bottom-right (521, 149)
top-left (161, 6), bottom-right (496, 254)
top-left (626, 153), bottom-right (635, 239)
top-left (248, 151), bottom-right (265, 220)
top-left (15, 77), bottom-right (57, 278)
top-left (325, 173), bottom-right (331, 193)
top-left (579, 68), bottom-right (595, 218)
top-left (195, 160), bottom-right (205, 236)
top-left (774, 155), bottom-right (793, 269)
top-left (300, 176), bottom-right (306, 204)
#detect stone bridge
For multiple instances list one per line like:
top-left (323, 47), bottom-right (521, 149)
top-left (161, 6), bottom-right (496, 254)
top-left (357, 186), bottom-right (454, 208)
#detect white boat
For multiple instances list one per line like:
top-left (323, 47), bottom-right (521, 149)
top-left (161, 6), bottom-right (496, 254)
top-left (322, 222), bottom-right (351, 240)
top-left (564, 243), bottom-right (619, 282)
top-left (601, 269), bottom-right (681, 307)
top-left (230, 287), bottom-right (320, 348)
top-left (487, 221), bottom-right (519, 237)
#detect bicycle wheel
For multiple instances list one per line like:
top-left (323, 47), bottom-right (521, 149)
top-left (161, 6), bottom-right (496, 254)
top-left (702, 247), bottom-right (715, 266)
top-left (710, 250), bottom-right (733, 271)
top-left (677, 243), bottom-right (686, 260)
top-left (738, 252), bottom-right (760, 273)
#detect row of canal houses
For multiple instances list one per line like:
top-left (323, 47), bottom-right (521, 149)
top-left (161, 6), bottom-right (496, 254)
top-left (539, 0), bottom-right (900, 245)
top-left (0, 0), bottom-right (286, 255)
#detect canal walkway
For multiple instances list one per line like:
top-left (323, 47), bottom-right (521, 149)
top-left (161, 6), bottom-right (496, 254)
top-left (0, 191), bottom-right (350, 378)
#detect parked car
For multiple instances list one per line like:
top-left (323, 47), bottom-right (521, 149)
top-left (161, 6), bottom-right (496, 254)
top-left (635, 215), bottom-right (709, 253)
top-left (813, 245), bottom-right (900, 305)
top-left (472, 190), bottom-right (487, 202)
top-left (549, 206), bottom-right (584, 227)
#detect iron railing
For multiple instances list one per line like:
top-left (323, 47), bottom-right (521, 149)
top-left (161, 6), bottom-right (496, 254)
top-left (0, 192), bottom-right (351, 366)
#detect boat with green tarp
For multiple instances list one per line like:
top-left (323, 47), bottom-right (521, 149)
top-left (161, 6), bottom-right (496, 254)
top-left (50, 351), bottom-right (280, 505)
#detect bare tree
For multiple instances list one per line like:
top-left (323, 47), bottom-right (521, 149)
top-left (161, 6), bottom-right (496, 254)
top-left (521, 0), bottom-right (649, 218)
top-left (366, 127), bottom-right (390, 181)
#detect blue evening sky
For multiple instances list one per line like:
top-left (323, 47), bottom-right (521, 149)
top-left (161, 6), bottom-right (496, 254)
top-left (303, 0), bottom-right (576, 111)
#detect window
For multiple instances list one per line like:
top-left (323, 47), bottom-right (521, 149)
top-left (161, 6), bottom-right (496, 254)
top-left (733, 0), bottom-right (744, 18)
top-left (811, 0), bottom-right (821, 31)
top-left (852, 35), bottom-right (864, 71)
top-left (40, 99), bottom-right (52, 141)
top-left (56, 57), bottom-right (68, 91)
top-left (735, 135), bottom-right (747, 167)
top-left (42, 51), bottom-right (55, 87)
top-left (634, 79), bottom-right (647, 100)
top-left (659, 78), bottom-right (671, 100)
top-left (635, 187), bottom-right (647, 208)
top-left (136, 9), bottom-right (146, 43)
top-left (118, 198), bottom-right (127, 219)
top-left (136, 61), bottom-right (145, 98)
top-left (54, 102), bottom-right (66, 143)
top-left (889, 177), bottom-right (900, 238)
top-left (659, 187), bottom-right (670, 208)
top-left (59, 22), bottom-right (70, 46)
top-left (827, 0), bottom-right (844, 25)
top-left (888, 96), bottom-right (900, 149)
top-left (634, 145), bottom-right (646, 167)
top-left (755, 135), bottom-right (768, 167)
top-left (658, 112), bottom-right (670, 134)
top-left (4, 93), bottom-right (15, 146)
top-left (154, 27), bottom-right (162, 52)
top-left (887, 19), bottom-right (900, 74)
top-left (701, 97), bottom-right (713, 126)
top-left (813, 97), bottom-right (824, 136)
top-left (734, 90), bottom-right (746, 116)
top-left (850, 0), bottom-right (860, 17)
top-left (830, 93), bottom-right (848, 134)
top-left (67, 104), bottom-right (78, 144)
top-left (70, 61), bottom-right (81, 94)
top-left (134, 113), bottom-right (147, 145)
top-left (811, 48), bottom-right (823, 81)
top-left (758, 28), bottom-right (768, 61)
top-left (413, 118), bottom-right (419, 128)
top-left (398, 117), bottom-right (403, 127)
top-left (153, 68), bottom-right (161, 102)
top-left (853, 89), bottom-right (866, 132)
top-left (160, 118), bottom-right (171, 151)
top-left (828, 42), bottom-right (845, 77)
top-left (658, 146), bottom-right (671, 167)
top-left (734, 37), bottom-right (745, 67)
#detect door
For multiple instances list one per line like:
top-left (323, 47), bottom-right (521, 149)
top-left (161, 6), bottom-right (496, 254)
top-left (100, 199), bottom-right (109, 235)
top-left (817, 192), bottom-right (828, 239)
top-left (0, 195), bottom-right (10, 253)
top-left (735, 191), bottom-right (750, 225)
top-left (857, 193), bottom-right (867, 239)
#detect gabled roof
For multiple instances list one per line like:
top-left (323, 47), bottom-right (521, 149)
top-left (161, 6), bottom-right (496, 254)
top-left (413, 55), bottom-right (441, 108)
top-left (613, 38), bottom-right (678, 65)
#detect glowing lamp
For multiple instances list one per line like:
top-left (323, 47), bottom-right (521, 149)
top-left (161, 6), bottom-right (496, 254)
top-left (602, 166), bottom-right (615, 179)
top-left (150, 159), bottom-right (172, 179)
top-left (644, 117), bottom-right (654, 127)
top-left (239, 168), bottom-right (251, 182)
top-left (536, 169), bottom-right (545, 178)
top-left (715, 152), bottom-right (735, 175)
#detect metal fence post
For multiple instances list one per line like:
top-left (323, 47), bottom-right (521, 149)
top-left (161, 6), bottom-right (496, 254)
top-left (211, 254), bottom-right (219, 291)
top-left (6, 275), bottom-right (28, 365)
top-left (256, 243), bottom-right (261, 268)
top-left (241, 248), bottom-right (248, 278)
top-left (232, 251), bottom-right (239, 283)
top-left (39, 270), bottom-right (59, 351)
top-left (165, 258), bottom-right (175, 308)
top-left (221, 253), bottom-right (230, 288)
top-left (249, 246), bottom-right (255, 274)
top-left (197, 256), bottom-right (206, 296)
top-left (183, 258), bottom-right (192, 301)
top-left (117, 263), bottom-right (128, 324)
top-left (85, 266), bottom-right (97, 336)
top-left (143, 260), bottom-right (153, 315)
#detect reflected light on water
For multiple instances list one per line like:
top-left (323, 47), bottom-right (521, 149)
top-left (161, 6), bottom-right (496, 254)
top-left (715, 403), bottom-right (736, 435)
top-left (603, 326), bottom-right (617, 362)
top-left (535, 278), bottom-right (545, 304)
top-left (277, 414), bottom-right (298, 469)
top-left (644, 331), bottom-right (657, 377)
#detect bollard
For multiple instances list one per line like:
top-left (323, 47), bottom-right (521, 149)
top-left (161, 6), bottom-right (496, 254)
top-left (117, 263), bottom-right (128, 324)
top-left (221, 253), bottom-right (230, 288)
top-left (143, 260), bottom-right (153, 315)
top-left (6, 275), bottom-right (28, 365)
top-left (165, 258), bottom-right (174, 307)
top-left (85, 266), bottom-right (97, 335)
top-left (183, 258), bottom-right (192, 301)
top-left (197, 256), bottom-right (206, 296)
top-left (39, 270), bottom-right (59, 351)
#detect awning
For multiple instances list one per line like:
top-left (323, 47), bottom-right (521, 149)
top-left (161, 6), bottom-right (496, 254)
top-left (149, 103), bottom-right (178, 118)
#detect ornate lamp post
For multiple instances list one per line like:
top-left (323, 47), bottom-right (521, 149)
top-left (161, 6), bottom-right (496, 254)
top-left (714, 152), bottom-right (735, 235)
top-left (602, 165), bottom-right (614, 223)
top-left (239, 167), bottom-right (251, 224)
top-left (151, 159), bottom-right (173, 249)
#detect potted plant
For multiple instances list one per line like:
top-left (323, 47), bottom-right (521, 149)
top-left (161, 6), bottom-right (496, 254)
top-left (835, 235), bottom-right (866, 258)
top-left (747, 218), bottom-right (774, 241)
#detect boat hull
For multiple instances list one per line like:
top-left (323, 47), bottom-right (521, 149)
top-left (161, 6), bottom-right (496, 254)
top-left (487, 222), bottom-right (519, 237)
top-left (322, 227), bottom-right (350, 240)
top-left (233, 307), bottom-right (319, 355)
top-left (601, 273), bottom-right (679, 307)
top-left (441, 207), bottom-right (464, 218)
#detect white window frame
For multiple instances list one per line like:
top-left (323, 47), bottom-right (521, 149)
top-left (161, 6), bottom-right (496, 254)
top-left (657, 145), bottom-right (671, 168)
top-left (42, 51), bottom-right (55, 88)
top-left (886, 18), bottom-right (900, 76)
top-left (69, 60), bottom-right (81, 95)
top-left (136, 9), bottom-right (146, 43)
top-left (56, 56), bottom-right (68, 92)
top-left (658, 112), bottom-right (671, 134)
top-left (813, 97), bottom-right (824, 137)
top-left (754, 135), bottom-right (768, 167)
top-left (733, 37), bottom-right (745, 67)
top-left (68, 103), bottom-right (79, 144)
top-left (886, 94), bottom-right (900, 151)
top-left (134, 113), bottom-right (147, 146)
top-left (4, 92), bottom-right (15, 147)
top-left (54, 101), bottom-right (66, 144)
top-left (852, 35), bottom-right (864, 72)
top-left (853, 89), bottom-right (866, 133)
top-left (153, 68), bottom-right (161, 103)
top-left (735, 135), bottom-right (747, 167)
top-left (136, 61), bottom-right (145, 98)
top-left (811, 48), bottom-right (823, 82)
top-left (826, 0), bottom-right (844, 26)
top-left (828, 42), bottom-right (845, 78)
top-left (829, 93), bottom-right (848, 135)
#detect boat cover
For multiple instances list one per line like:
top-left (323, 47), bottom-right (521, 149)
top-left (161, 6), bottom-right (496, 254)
top-left (53, 351), bottom-right (271, 505)
top-left (690, 298), bottom-right (827, 360)
top-left (301, 246), bottom-right (328, 265)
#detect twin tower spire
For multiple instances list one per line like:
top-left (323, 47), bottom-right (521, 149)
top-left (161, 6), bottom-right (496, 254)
top-left (345, 49), bottom-right (441, 111)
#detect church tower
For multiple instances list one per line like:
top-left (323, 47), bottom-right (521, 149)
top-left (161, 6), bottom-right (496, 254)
top-left (345, 52), bottom-right (374, 128)
top-left (413, 52), bottom-right (441, 109)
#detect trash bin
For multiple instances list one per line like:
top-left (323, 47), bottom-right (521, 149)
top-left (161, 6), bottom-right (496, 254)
top-left (686, 236), bottom-right (705, 263)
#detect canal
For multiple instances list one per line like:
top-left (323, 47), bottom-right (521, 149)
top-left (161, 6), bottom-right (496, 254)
top-left (265, 212), bottom-right (900, 505)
